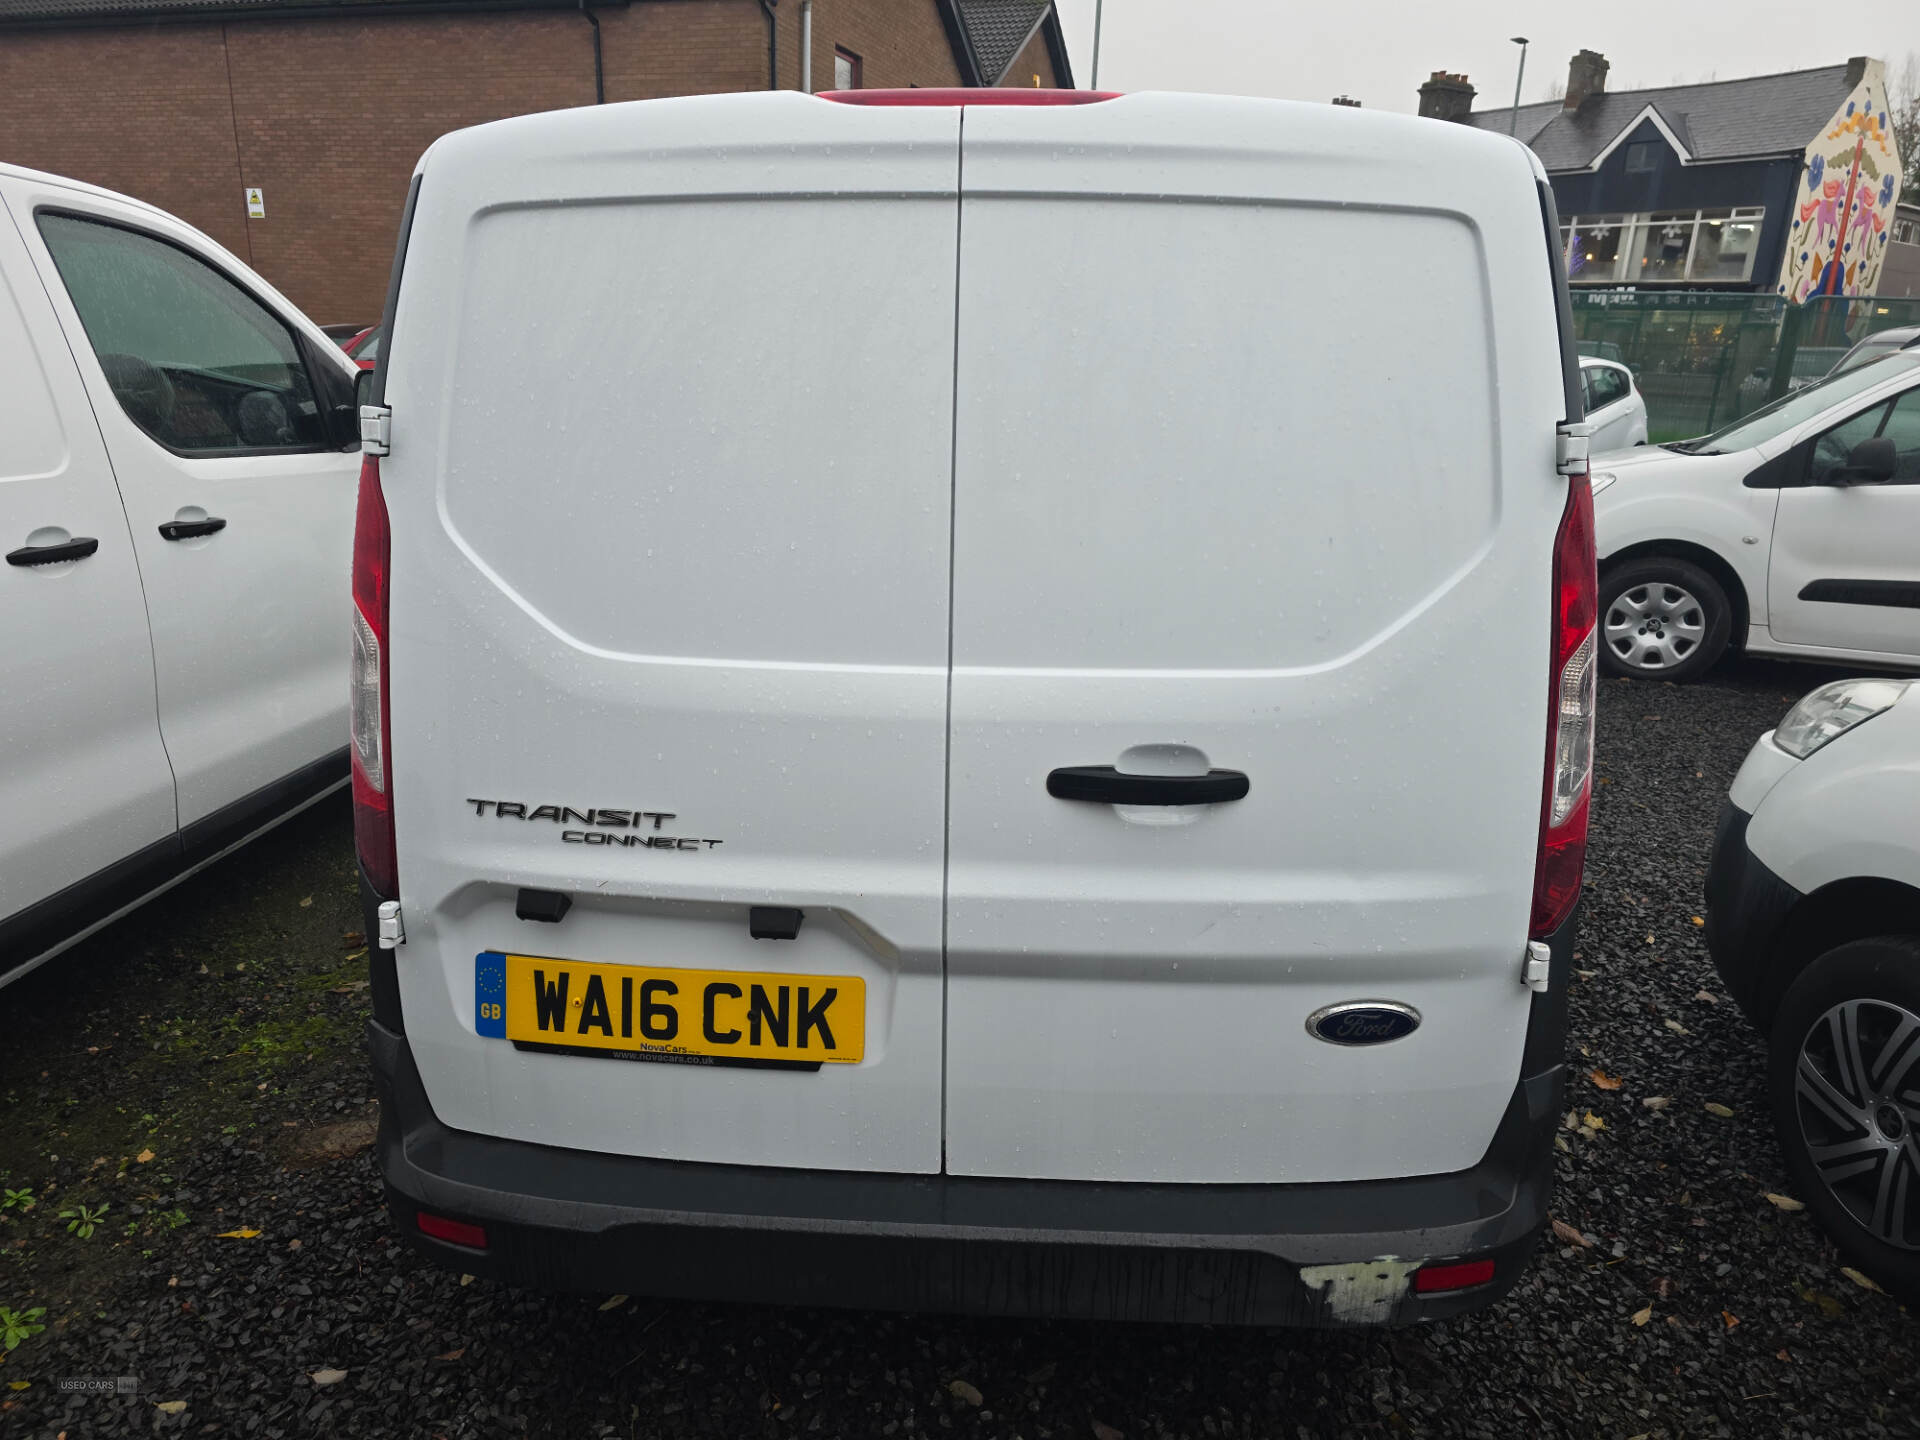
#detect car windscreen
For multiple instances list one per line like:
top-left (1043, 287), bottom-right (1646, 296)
top-left (1675, 352), bottom-right (1920, 454)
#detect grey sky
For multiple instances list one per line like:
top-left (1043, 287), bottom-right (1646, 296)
top-left (1050, 1), bottom-right (1917, 113)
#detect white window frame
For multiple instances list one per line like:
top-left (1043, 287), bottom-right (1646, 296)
top-left (1563, 206), bottom-right (1766, 285)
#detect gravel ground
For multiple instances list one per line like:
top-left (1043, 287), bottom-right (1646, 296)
top-left (5, 659), bottom-right (1920, 1439)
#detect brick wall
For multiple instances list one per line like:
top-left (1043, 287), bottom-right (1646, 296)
top-left (0, 0), bottom-right (979, 322)
top-left (994, 24), bottom-right (1056, 88)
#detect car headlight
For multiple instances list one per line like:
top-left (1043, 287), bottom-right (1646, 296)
top-left (1773, 678), bottom-right (1911, 759)
top-left (1590, 471), bottom-right (1618, 496)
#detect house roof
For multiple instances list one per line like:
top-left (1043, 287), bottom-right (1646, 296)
top-left (0, 0), bottom-right (1075, 88)
top-left (1468, 64), bottom-right (1856, 169)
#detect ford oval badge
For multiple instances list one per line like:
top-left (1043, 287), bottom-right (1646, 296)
top-left (1307, 1001), bottom-right (1421, 1046)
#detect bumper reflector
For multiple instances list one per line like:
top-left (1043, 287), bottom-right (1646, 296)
top-left (416, 1211), bottom-right (489, 1250)
top-left (1413, 1258), bottom-right (1496, 1294)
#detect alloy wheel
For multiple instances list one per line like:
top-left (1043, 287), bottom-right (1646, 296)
top-left (1795, 998), bottom-right (1920, 1250)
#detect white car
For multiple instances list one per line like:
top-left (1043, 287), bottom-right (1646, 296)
top-left (357, 89), bottom-right (1596, 1326)
top-left (0, 164), bottom-right (361, 985)
top-left (1592, 352), bottom-right (1920, 682)
top-left (1580, 355), bottom-right (1647, 450)
top-left (1706, 677), bottom-right (1920, 1298)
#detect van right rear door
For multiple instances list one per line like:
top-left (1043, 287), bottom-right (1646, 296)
top-left (943, 95), bottom-right (1573, 1185)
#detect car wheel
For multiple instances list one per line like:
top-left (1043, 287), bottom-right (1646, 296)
top-left (1768, 936), bottom-right (1920, 1303)
top-left (1597, 557), bottom-right (1731, 682)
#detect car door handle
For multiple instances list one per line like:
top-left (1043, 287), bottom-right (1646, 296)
top-left (7, 535), bottom-right (99, 567)
top-left (1046, 766), bottom-right (1250, 805)
top-left (159, 516), bottom-right (227, 540)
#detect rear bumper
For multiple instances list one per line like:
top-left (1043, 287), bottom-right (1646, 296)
top-left (368, 868), bottom-right (1572, 1325)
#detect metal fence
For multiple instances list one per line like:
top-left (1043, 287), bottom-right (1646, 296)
top-left (1568, 291), bottom-right (1920, 442)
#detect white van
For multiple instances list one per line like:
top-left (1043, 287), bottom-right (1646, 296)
top-left (0, 164), bottom-right (361, 985)
top-left (359, 89), bottom-right (1597, 1325)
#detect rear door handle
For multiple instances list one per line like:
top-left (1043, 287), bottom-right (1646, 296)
top-left (1046, 766), bottom-right (1250, 805)
top-left (7, 535), bottom-right (99, 567)
top-left (159, 516), bottom-right (227, 541)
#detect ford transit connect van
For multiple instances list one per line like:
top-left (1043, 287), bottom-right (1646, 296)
top-left (359, 89), bottom-right (1596, 1325)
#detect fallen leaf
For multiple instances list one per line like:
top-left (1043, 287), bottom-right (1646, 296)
top-left (136, 1148), bottom-right (155, 1163)
top-left (1690, 915), bottom-right (1705, 927)
top-left (1777, 1349), bottom-right (1792, 1362)
top-left (7, 1381), bottom-right (29, 1391)
top-left (1665, 1019), bottom-right (1690, 1036)
top-left (598, 1294), bottom-right (628, 1311)
top-left (1632, 1305), bottom-right (1652, 1326)
top-left (459, 1274), bottom-right (474, 1287)
top-left (1705, 1103), bottom-right (1735, 1118)
top-left (1026, 1362), bottom-right (1056, 1385)
top-left (1554, 1134), bottom-right (1571, 1153)
top-left (1642, 1096), bottom-right (1672, 1110)
top-left (948, 1380), bottom-right (983, 1407)
top-left (435, 1348), bottom-right (466, 1362)
top-left (215, 1228), bottom-right (261, 1239)
top-left (1576, 968), bottom-right (1596, 981)
top-left (155, 1400), bottom-right (187, 1414)
top-left (1092, 1423), bottom-right (1125, 1440)
top-left (1695, 989), bottom-right (1719, 1004)
top-left (310, 1368), bottom-right (347, 1386)
top-left (1589, 1069), bottom-right (1623, 1091)
top-left (299, 896), bottom-right (314, 908)
top-left (1763, 1193), bottom-right (1806, 1212)
top-left (1842, 1266), bottom-right (1885, 1294)
top-left (1722, 1310), bottom-right (1741, 1329)
top-left (1551, 1218), bottom-right (1593, 1248)
top-left (1796, 1284), bottom-right (1845, 1318)
top-left (1655, 1276), bottom-right (1673, 1299)
top-left (1583, 1110), bottom-right (1607, 1131)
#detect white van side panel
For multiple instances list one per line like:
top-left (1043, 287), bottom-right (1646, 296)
top-left (943, 97), bottom-right (1566, 1183)
top-left (386, 97), bottom-right (961, 1173)
top-left (0, 191), bottom-right (176, 926)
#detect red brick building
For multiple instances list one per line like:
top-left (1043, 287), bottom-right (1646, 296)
top-left (0, 0), bottom-right (1071, 321)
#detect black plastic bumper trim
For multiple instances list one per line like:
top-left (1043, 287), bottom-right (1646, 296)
top-left (1704, 799), bottom-right (1804, 1022)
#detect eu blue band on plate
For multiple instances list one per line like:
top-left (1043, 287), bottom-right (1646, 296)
top-left (475, 951), bottom-right (507, 1037)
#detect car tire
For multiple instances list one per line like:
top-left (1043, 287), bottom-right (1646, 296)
top-left (1768, 936), bottom-right (1920, 1303)
top-left (1597, 557), bottom-right (1732, 682)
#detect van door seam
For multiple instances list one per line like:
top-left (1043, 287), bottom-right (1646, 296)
top-left (939, 110), bottom-right (964, 1176)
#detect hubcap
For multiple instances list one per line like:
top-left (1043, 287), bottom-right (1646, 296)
top-left (1795, 998), bottom-right (1920, 1250)
top-left (1604, 582), bottom-right (1706, 671)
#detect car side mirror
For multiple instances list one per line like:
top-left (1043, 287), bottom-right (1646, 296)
top-left (1827, 436), bottom-right (1896, 486)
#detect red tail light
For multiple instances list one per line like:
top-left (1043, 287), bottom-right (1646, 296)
top-left (821, 88), bottom-right (1119, 106)
top-left (1530, 475), bottom-right (1597, 938)
top-left (351, 455), bottom-right (397, 899)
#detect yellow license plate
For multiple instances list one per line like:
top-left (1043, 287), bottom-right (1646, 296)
top-left (474, 951), bottom-right (864, 1067)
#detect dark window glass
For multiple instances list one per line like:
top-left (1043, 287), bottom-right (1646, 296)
top-left (1877, 389), bottom-right (1920, 483)
top-left (1811, 403), bottom-right (1890, 485)
top-left (37, 213), bottom-right (326, 454)
top-left (834, 46), bottom-right (863, 90)
top-left (1586, 366), bottom-right (1628, 408)
top-left (1624, 141), bottom-right (1658, 175)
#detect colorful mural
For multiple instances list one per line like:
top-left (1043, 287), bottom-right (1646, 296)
top-left (1778, 59), bottom-right (1905, 303)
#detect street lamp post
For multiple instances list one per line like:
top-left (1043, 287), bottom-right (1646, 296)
top-left (1509, 37), bottom-right (1529, 135)
top-left (1091, 0), bottom-right (1104, 89)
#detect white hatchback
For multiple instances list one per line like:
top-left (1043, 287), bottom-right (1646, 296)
top-left (0, 165), bottom-right (362, 985)
top-left (1593, 353), bottom-right (1920, 682)
top-left (1580, 355), bottom-right (1647, 451)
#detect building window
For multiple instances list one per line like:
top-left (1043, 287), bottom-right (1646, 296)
top-left (1564, 207), bottom-right (1765, 284)
top-left (1896, 216), bottom-right (1920, 247)
top-left (1624, 141), bottom-right (1659, 175)
top-left (834, 46), bottom-right (862, 90)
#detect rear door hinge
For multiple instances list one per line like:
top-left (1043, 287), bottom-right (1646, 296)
top-left (377, 899), bottom-right (406, 949)
top-left (1523, 940), bottom-right (1551, 993)
top-left (1556, 421), bottom-right (1593, 477)
top-left (360, 404), bottom-right (392, 456)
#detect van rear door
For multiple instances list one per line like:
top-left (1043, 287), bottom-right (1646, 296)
top-left (386, 96), bottom-right (960, 1173)
top-left (943, 96), bottom-right (1570, 1184)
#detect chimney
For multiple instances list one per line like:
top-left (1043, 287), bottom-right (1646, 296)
top-left (1331, 94), bottom-right (1362, 108)
top-left (1845, 55), bottom-right (1870, 90)
top-left (1417, 71), bottom-right (1476, 124)
top-left (1565, 49), bottom-right (1609, 110)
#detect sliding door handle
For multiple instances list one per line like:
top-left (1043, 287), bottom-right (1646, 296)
top-left (159, 516), bottom-right (227, 541)
top-left (8, 535), bottom-right (99, 566)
